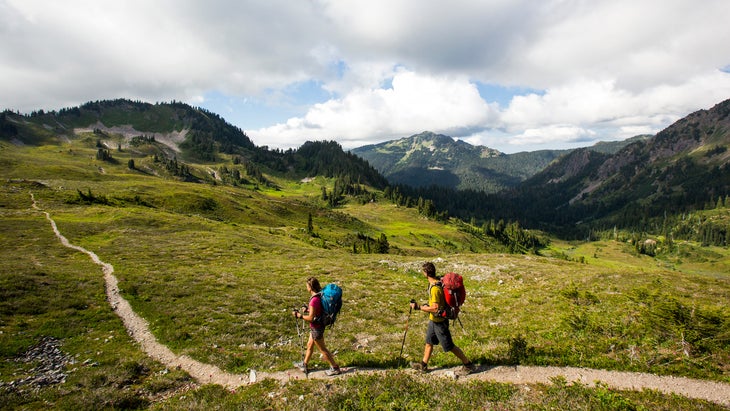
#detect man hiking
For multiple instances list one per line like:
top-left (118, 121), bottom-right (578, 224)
top-left (292, 277), bottom-right (341, 376)
top-left (410, 262), bottom-right (475, 375)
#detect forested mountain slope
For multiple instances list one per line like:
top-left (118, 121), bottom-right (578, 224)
top-left (351, 131), bottom-right (644, 193)
top-left (0, 99), bottom-right (387, 189)
top-left (352, 131), bottom-right (563, 192)
top-left (501, 98), bottom-right (730, 236)
top-left (384, 99), bottom-right (730, 241)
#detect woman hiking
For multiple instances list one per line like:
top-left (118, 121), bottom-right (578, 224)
top-left (292, 277), bottom-right (341, 376)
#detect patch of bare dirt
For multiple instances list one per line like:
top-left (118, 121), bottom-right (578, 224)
top-left (74, 123), bottom-right (188, 155)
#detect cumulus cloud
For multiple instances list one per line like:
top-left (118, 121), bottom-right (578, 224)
top-left (496, 70), bottom-right (730, 148)
top-left (1, 0), bottom-right (729, 152)
top-left (512, 125), bottom-right (597, 146)
top-left (253, 69), bottom-right (497, 149)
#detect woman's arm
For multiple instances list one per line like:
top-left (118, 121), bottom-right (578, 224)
top-left (301, 301), bottom-right (317, 322)
top-left (294, 300), bottom-right (318, 322)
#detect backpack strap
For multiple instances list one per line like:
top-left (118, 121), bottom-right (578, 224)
top-left (310, 292), bottom-right (326, 325)
top-left (427, 280), bottom-right (446, 316)
top-left (427, 279), bottom-right (443, 293)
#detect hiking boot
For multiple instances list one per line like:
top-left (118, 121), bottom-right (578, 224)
top-left (325, 367), bottom-right (341, 376)
top-left (458, 362), bottom-right (477, 376)
top-left (410, 361), bottom-right (428, 373)
top-left (293, 361), bottom-right (308, 374)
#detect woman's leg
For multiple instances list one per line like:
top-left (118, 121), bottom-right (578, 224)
top-left (313, 337), bottom-right (339, 368)
top-left (303, 334), bottom-right (315, 365)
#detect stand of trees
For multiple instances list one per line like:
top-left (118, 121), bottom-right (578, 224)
top-left (383, 184), bottom-right (548, 253)
top-left (352, 232), bottom-right (389, 254)
top-left (322, 174), bottom-right (373, 207)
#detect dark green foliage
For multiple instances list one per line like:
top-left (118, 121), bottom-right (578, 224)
top-left (95, 148), bottom-right (113, 162)
top-left (706, 145), bottom-right (727, 157)
top-left (242, 140), bottom-right (388, 190)
top-left (507, 334), bottom-right (532, 364)
top-left (9, 98), bottom-right (255, 162)
top-left (71, 189), bottom-right (110, 205)
top-left (179, 130), bottom-right (217, 161)
top-left (672, 212), bottom-right (730, 246)
top-left (643, 294), bottom-right (729, 355)
top-left (0, 111), bottom-right (19, 138)
top-left (158, 155), bottom-right (196, 181)
top-left (243, 161), bottom-right (275, 188)
top-left (290, 141), bottom-right (389, 189)
top-left (377, 233), bottom-right (389, 253)
top-left (129, 134), bottom-right (156, 146)
top-left (352, 232), bottom-right (389, 254)
top-left (384, 185), bottom-right (549, 253)
top-left (323, 174), bottom-right (373, 207)
top-left (482, 218), bottom-right (548, 253)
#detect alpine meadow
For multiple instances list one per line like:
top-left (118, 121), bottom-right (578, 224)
top-left (1, 99), bottom-right (729, 410)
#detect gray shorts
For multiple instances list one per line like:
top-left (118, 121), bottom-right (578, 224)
top-left (425, 320), bottom-right (454, 352)
top-left (310, 327), bottom-right (325, 341)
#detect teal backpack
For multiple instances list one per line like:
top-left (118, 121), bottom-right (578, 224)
top-left (317, 283), bottom-right (343, 327)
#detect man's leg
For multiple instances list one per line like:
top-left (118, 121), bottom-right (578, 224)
top-left (450, 345), bottom-right (470, 364)
top-left (422, 343), bottom-right (434, 365)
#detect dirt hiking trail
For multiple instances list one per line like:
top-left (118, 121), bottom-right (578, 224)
top-left (31, 194), bottom-right (730, 407)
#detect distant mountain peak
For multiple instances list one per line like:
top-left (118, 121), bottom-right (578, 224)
top-left (352, 131), bottom-right (557, 192)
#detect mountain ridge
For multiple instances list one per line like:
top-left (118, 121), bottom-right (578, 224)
top-left (500, 98), bottom-right (730, 234)
top-left (1, 99), bottom-right (388, 189)
top-left (3, 97), bottom-right (729, 240)
top-left (350, 131), bottom-right (644, 193)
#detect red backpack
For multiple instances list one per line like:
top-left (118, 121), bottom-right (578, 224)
top-left (436, 272), bottom-right (466, 321)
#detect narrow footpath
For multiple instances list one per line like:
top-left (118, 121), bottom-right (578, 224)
top-left (31, 193), bottom-right (730, 407)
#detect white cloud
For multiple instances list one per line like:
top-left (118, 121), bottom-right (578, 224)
top-left (1, 0), bottom-right (729, 152)
top-left (511, 125), bottom-right (596, 146)
top-left (252, 70), bottom-right (496, 149)
top-left (490, 70), bottom-right (730, 151)
top-left (509, 0), bottom-right (730, 90)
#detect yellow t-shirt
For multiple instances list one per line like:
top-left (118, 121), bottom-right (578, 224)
top-left (428, 283), bottom-right (446, 323)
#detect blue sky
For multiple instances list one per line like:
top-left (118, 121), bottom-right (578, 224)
top-left (2, 0), bottom-right (730, 153)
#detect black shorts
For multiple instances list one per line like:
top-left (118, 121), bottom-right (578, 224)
top-left (425, 320), bottom-right (454, 352)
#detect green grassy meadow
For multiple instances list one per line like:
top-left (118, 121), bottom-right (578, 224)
top-left (1, 139), bottom-right (729, 409)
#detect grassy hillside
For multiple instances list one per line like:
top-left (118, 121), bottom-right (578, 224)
top-left (1, 138), bottom-right (729, 409)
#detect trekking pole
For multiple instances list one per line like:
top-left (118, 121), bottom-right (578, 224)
top-left (399, 300), bottom-right (415, 364)
top-left (294, 309), bottom-right (305, 364)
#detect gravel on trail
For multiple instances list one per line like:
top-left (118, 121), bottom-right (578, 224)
top-left (30, 193), bottom-right (730, 407)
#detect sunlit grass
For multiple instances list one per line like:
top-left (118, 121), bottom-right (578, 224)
top-left (2, 139), bottom-right (729, 409)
